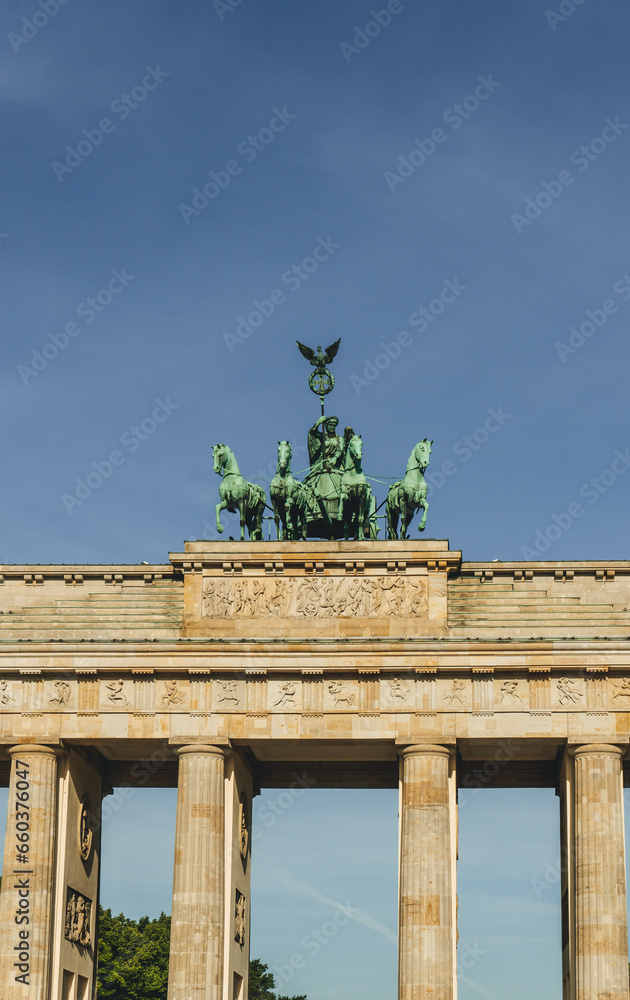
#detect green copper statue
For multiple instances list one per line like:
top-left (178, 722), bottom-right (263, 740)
top-left (338, 429), bottom-right (377, 540)
top-left (386, 439), bottom-right (432, 538)
top-left (296, 339), bottom-right (340, 416)
top-left (209, 338), bottom-right (433, 541)
top-left (270, 440), bottom-right (308, 541)
top-left (213, 444), bottom-right (266, 541)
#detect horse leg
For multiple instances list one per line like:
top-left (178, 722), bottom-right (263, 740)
top-left (284, 498), bottom-right (294, 541)
top-left (357, 491), bottom-right (366, 541)
top-left (272, 499), bottom-right (283, 541)
top-left (216, 500), bottom-right (227, 534)
top-left (238, 499), bottom-right (246, 542)
top-left (400, 504), bottom-right (409, 540)
top-left (386, 501), bottom-right (397, 540)
top-left (418, 499), bottom-right (429, 532)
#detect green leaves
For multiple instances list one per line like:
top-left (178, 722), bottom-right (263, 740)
top-left (96, 908), bottom-right (170, 1000)
top-left (96, 909), bottom-right (307, 1000)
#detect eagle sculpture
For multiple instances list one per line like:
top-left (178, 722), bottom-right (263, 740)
top-left (296, 338), bottom-right (341, 369)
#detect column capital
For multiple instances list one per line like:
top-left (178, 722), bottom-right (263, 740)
top-left (400, 743), bottom-right (452, 761)
top-left (7, 743), bottom-right (64, 759)
top-left (571, 743), bottom-right (625, 761)
top-left (175, 743), bottom-right (228, 761)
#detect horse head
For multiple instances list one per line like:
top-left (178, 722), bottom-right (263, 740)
top-left (413, 438), bottom-right (432, 472)
top-left (277, 440), bottom-right (292, 473)
top-left (213, 443), bottom-right (236, 476)
top-left (347, 433), bottom-right (362, 464)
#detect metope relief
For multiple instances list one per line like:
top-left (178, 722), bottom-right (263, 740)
top-left (498, 679), bottom-right (525, 707)
top-left (49, 680), bottom-right (72, 707)
top-left (441, 678), bottom-right (470, 708)
top-left (0, 679), bottom-right (16, 707)
top-left (162, 680), bottom-right (186, 708)
top-left (611, 678), bottom-right (630, 700)
top-left (202, 575), bottom-right (428, 618)
top-left (269, 681), bottom-right (300, 711)
top-left (380, 676), bottom-right (411, 708)
top-left (556, 677), bottom-right (584, 706)
top-left (101, 680), bottom-right (129, 708)
top-left (213, 679), bottom-right (244, 712)
top-left (325, 680), bottom-right (358, 710)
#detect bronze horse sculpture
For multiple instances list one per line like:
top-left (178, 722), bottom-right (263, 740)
top-left (386, 439), bottom-right (432, 539)
top-left (270, 440), bottom-right (308, 541)
top-left (213, 444), bottom-right (266, 541)
top-left (337, 431), bottom-right (377, 541)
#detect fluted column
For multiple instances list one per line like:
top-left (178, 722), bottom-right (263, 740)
top-left (0, 745), bottom-right (61, 1000)
top-left (168, 745), bottom-right (226, 1000)
top-left (572, 744), bottom-right (629, 1000)
top-left (399, 744), bottom-right (454, 1000)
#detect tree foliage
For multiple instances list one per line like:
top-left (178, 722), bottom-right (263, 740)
top-left (96, 907), bottom-right (170, 1000)
top-left (96, 908), bottom-right (306, 1000)
top-left (248, 957), bottom-right (306, 1000)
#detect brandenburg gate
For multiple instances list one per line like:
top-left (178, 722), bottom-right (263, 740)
top-left (0, 345), bottom-right (628, 999)
top-left (0, 540), bottom-right (628, 999)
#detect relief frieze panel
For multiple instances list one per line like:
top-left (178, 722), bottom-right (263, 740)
top-left (0, 679), bottom-right (19, 709)
top-left (202, 574), bottom-right (428, 618)
top-left (380, 675), bottom-right (413, 709)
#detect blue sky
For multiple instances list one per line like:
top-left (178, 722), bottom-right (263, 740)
top-left (1, 0), bottom-right (629, 996)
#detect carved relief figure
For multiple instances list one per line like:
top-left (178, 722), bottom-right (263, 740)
top-left (388, 677), bottom-right (408, 701)
top-left (106, 680), bottom-right (128, 706)
top-left (162, 681), bottom-right (185, 707)
top-left (0, 680), bottom-right (14, 705)
top-left (328, 681), bottom-right (355, 707)
top-left (557, 677), bottom-right (582, 705)
top-left (79, 796), bottom-right (93, 862)
top-left (65, 890), bottom-right (92, 948)
top-left (612, 678), bottom-right (630, 699)
top-left (50, 680), bottom-right (71, 705)
top-left (218, 681), bottom-right (240, 706)
top-left (265, 578), bottom-right (287, 616)
top-left (273, 682), bottom-right (298, 709)
top-left (234, 890), bottom-right (246, 946)
top-left (500, 680), bottom-right (523, 705)
top-left (297, 578), bottom-right (321, 617)
top-left (444, 679), bottom-right (465, 705)
top-left (239, 794), bottom-right (249, 862)
top-left (409, 579), bottom-right (429, 616)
